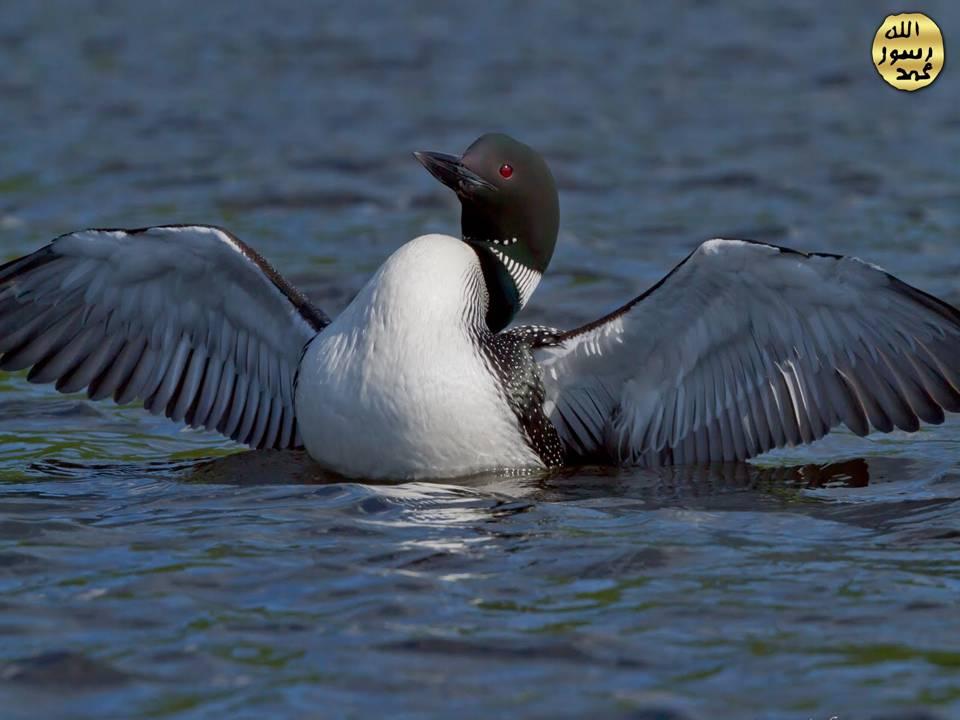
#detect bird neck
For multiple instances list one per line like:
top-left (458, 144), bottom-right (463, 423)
top-left (472, 247), bottom-right (522, 333)
top-left (461, 204), bottom-right (555, 333)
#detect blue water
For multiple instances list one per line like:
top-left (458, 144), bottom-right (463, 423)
top-left (1, 2), bottom-right (959, 718)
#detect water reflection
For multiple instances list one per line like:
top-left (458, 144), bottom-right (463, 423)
top-left (183, 448), bottom-right (871, 497)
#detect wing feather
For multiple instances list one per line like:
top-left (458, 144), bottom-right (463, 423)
top-left (236, 380), bottom-right (261, 446)
top-left (206, 364), bottom-right (237, 432)
top-left (190, 354), bottom-right (222, 428)
top-left (62, 332), bottom-right (123, 394)
top-left (220, 366), bottom-right (251, 439)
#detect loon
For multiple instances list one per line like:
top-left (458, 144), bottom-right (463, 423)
top-left (1, 133), bottom-right (959, 478)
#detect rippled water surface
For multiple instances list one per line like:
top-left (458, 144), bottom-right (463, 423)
top-left (2, 2), bottom-right (960, 718)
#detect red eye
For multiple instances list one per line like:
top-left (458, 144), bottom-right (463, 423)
top-left (499, 163), bottom-right (513, 179)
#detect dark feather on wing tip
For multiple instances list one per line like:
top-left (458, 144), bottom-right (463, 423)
top-left (0, 245), bottom-right (57, 284)
top-left (885, 272), bottom-right (960, 328)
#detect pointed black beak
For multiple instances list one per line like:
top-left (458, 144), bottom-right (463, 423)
top-left (414, 151), bottom-right (497, 194)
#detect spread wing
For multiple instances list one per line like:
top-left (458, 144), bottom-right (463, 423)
top-left (0, 225), bottom-right (329, 449)
top-left (534, 239), bottom-right (960, 465)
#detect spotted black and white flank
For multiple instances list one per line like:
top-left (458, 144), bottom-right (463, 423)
top-left (2, 133), bottom-right (959, 478)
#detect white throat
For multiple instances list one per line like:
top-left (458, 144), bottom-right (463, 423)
top-left (487, 247), bottom-right (542, 307)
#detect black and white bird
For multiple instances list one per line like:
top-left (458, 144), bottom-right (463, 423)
top-left (1, 133), bottom-right (959, 478)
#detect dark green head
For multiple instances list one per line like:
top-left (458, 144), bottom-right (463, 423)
top-left (414, 133), bottom-right (559, 332)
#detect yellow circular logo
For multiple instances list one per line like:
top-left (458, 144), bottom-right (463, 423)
top-left (872, 13), bottom-right (945, 91)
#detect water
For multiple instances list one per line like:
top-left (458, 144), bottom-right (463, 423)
top-left (1, 2), bottom-right (959, 718)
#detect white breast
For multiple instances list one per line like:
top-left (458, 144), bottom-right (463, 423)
top-left (295, 234), bottom-right (542, 479)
